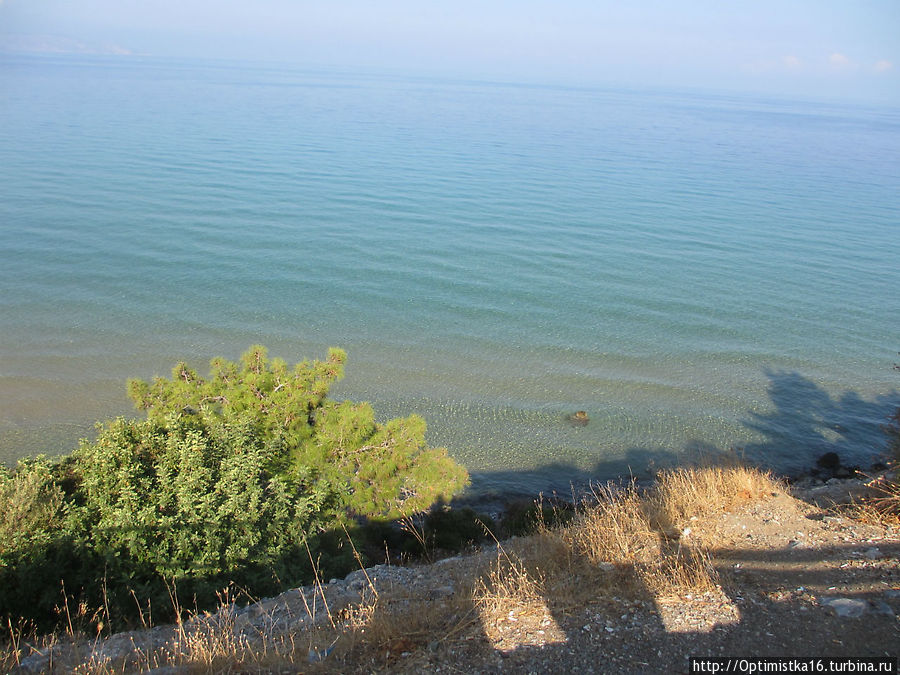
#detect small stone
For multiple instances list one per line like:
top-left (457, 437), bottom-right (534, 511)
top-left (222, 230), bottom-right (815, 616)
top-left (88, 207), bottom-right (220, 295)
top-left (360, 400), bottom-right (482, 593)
top-left (819, 597), bottom-right (868, 618)
top-left (863, 547), bottom-right (883, 560)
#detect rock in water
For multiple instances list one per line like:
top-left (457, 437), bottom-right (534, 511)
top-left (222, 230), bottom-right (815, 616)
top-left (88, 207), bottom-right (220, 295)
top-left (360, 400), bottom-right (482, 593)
top-left (816, 452), bottom-right (841, 471)
top-left (568, 410), bottom-right (590, 426)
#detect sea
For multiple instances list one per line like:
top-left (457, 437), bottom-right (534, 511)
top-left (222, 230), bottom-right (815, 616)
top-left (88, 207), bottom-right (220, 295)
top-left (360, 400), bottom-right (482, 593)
top-left (1, 54), bottom-right (898, 497)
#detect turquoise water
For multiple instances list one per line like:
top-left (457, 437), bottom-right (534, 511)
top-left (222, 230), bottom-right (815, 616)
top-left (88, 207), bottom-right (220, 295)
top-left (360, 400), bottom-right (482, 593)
top-left (1, 55), bottom-right (899, 495)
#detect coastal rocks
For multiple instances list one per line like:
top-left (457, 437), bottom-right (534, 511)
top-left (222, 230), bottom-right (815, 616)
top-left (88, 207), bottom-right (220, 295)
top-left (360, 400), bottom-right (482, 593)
top-left (815, 452), bottom-right (841, 472)
top-left (567, 411), bottom-right (590, 426)
top-left (810, 451), bottom-right (859, 481)
top-left (228, 564), bottom-right (423, 636)
top-left (789, 455), bottom-right (894, 508)
top-left (790, 477), bottom-right (871, 508)
top-left (428, 585), bottom-right (457, 600)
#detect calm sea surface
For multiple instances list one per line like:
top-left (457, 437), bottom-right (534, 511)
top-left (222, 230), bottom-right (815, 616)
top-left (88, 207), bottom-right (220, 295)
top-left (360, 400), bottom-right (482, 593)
top-left (1, 55), bottom-right (898, 495)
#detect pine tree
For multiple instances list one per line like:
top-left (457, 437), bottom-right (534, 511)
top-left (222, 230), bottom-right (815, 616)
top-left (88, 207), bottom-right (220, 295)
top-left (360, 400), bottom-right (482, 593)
top-left (126, 345), bottom-right (468, 519)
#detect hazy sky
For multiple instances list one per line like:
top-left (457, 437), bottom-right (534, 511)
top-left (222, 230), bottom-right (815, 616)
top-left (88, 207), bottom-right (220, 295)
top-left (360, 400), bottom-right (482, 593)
top-left (2, 0), bottom-right (898, 102)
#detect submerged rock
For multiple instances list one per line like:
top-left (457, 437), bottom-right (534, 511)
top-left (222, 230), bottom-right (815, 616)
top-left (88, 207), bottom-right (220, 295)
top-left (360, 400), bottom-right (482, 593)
top-left (568, 411), bottom-right (590, 426)
top-left (816, 452), bottom-right (841, 471)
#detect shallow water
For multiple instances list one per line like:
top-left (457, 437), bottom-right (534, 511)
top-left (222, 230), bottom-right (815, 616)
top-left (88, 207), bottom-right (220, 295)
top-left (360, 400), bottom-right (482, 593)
top-left (1, 55), bottom-right (898, 495)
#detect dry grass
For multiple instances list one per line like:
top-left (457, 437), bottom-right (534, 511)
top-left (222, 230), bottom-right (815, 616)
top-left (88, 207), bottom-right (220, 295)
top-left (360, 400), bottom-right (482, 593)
top-left (0, 594), bottom-right (113, 674)
top-left (475, 552), bottom-right (545, 618)
top-left (472, 548), bottom-right (569, 652)
top-left (639, 544), bottom-right (720, 598)
top-left (651, 464), bottom-right (785, 527)
top-left (847, 474), bottom-right (900, 526)
top-left (337, 580), bottom-right (479, 668)
top-left (563, 483), bottom-right (656, 567)
top-left (471, 464), bottom-right (778, 616)
top-left (553, 476), bottom-right (725, 599)
top-left (2, 619), bottom-right (32, 673)
top-left (642, 464), bottom-right (783, 596)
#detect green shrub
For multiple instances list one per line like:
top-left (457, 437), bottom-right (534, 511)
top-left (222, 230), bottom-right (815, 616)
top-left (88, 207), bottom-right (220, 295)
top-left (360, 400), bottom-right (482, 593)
top-left (0, 458), bottom-right (67, 561)
top-left (74, 415), bottom-right (337, 581)
top-left (128, 346), bottom-right (347, 454)
top-left (0, 347), bottom-right (469, 631)
top-left (0, 459), bottom-right (93, 626)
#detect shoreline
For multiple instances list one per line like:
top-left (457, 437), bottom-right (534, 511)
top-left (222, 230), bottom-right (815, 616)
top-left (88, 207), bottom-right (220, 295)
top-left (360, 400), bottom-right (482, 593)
top-left (449, 451), bottom-right (895, 526)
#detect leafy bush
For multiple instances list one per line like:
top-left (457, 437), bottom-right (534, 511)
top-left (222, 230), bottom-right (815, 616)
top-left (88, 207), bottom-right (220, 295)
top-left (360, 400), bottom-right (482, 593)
top-left (0, 459), bottom-right (92, 625)
top-left (1, 347), bottom-right (469, 630)
top-left (76, 415), bottom-right (336, 579)
top-left (0, 458), bottom-right (67, 561)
